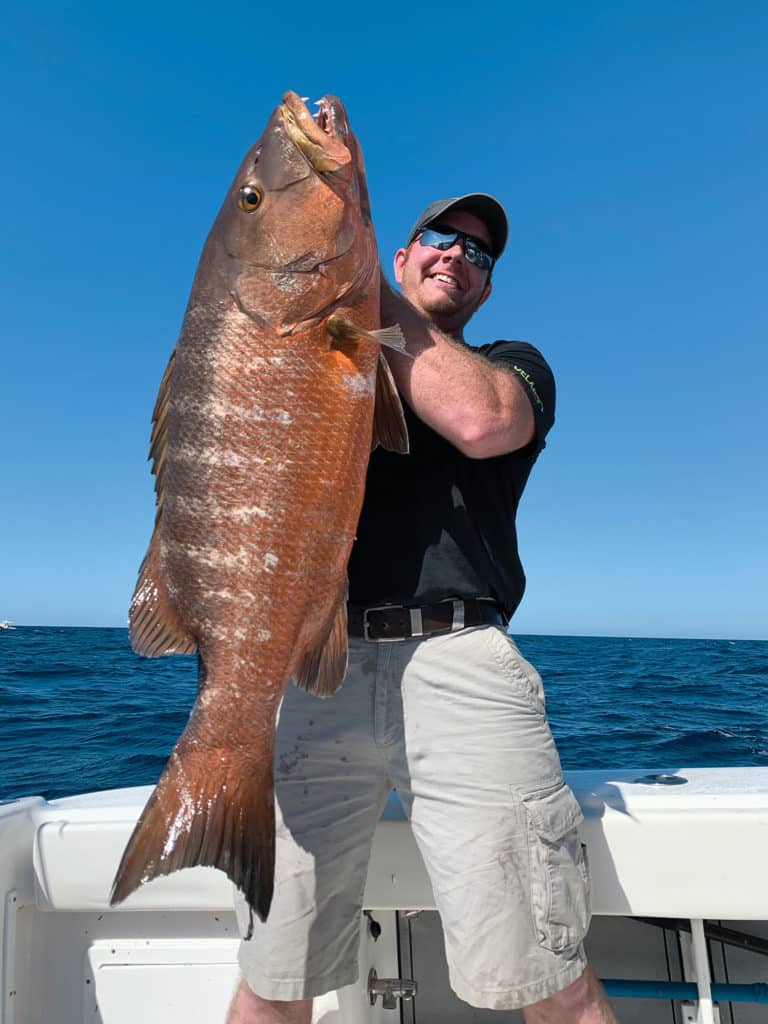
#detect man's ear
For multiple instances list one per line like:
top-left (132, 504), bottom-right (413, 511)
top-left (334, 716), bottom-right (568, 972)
top-left (393, 248), bottom-right (408, 284)
top-left (478, 278), bottom-right (492, 308)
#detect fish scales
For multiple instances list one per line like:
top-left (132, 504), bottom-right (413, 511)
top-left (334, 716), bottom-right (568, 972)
top-left (166, 340), bottom-right (372, 663)
top-left (111, 91), bottom-right (408, 923)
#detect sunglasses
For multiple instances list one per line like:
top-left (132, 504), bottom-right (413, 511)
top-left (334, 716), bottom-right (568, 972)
top-left (417, 225), bottom-right (495, 271)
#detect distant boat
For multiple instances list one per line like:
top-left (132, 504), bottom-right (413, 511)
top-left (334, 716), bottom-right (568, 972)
top-left (0, 620), bottom-right (15, 629)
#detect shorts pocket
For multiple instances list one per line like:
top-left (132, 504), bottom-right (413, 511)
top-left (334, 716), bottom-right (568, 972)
top-left (482, 627), bottom-right (546, 716)
top-left (522, 782), bottom-right (591, 954)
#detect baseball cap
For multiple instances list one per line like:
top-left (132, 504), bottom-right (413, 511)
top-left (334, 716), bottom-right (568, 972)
top-left (406, 193), bottom-right (508, 259)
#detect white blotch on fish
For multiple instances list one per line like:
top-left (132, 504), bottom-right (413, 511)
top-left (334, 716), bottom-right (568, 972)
top-left (342, 372), bottom-right (375, 398)
top-left (167, 542), bottom-right (252, 571)
top-left (161, 786), bottom-right (196, 859)
top-left (172, 444), bottom-right (267, 469)
top-left (168, 497), bottom-right (273, 524)
top-left (229, 504), bottom-right (273, 523)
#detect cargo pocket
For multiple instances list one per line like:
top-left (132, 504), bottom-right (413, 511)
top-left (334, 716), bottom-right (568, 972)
top-left (522, 782), bottom-right (591, 954)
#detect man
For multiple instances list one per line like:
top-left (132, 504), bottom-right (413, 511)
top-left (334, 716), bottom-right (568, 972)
top-left (228, 196), bottom-right (617, 1023)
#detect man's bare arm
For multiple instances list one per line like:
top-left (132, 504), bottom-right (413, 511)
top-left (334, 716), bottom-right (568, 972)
top-left (380, 279), bottom-right (535, 459)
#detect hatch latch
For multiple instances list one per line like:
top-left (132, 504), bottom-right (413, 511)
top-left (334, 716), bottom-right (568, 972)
top-left (367, 968), bottom-right (417, 1010)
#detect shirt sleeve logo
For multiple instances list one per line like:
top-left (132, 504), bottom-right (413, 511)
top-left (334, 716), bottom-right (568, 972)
top-left (512, 365), bottom-right (545, 413)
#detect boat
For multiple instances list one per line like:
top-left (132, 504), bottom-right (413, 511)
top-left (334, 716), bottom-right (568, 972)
top-left (2, 767), bottom-right (767, 1023)
top-left (0, 622), bottom-right (15, 630)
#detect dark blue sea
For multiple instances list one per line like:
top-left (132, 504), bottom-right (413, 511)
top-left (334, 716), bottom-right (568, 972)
top-left (0, 627), bottom-right (766, 804)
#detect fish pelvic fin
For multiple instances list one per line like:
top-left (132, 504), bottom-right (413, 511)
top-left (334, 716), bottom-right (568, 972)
top-left (110, 750), bottom-right (276, 923)
top-left (325, 316), bottom-right (408, 453)
top-left (373, 353), bottom-right (409, 454)
top-left (129, 528), bottom-right (197, 657)
top-left (295, 594), bottom-right (349, 697)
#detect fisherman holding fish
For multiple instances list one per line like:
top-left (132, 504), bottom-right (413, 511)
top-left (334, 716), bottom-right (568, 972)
top-left (226, 192), bottom-right (617, 1021)
top-left (116, 89), bottom-right (614, 1023)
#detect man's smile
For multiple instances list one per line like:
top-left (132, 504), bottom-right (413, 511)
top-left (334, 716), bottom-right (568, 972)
top-left (430, 271), bottom-right (463, 290)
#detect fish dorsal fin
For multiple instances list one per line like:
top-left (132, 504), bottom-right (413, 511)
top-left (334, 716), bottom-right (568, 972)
top-left (373, 353), bottom-right (409, 453)
top-left (132, 347), bottom-right (196, 657)
top-left (148, 347), bottom-right (177, 520)
top-left (295, 594), bottom-right (349, 697)
top-left (130, 528), bottom-right (197, 657)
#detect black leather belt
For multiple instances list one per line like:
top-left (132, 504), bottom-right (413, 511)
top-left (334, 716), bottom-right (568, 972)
top-left (348, 599), bottom-right (505, 642)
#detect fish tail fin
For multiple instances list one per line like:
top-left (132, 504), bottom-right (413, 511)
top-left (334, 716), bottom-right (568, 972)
top-left (130, 528), bottom-right (197, 657)
top-left (110, 750), bottom-right (275, 922)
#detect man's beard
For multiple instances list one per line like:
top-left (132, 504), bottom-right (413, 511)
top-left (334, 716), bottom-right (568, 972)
top-left (417, 289), bottom-right (485, 335)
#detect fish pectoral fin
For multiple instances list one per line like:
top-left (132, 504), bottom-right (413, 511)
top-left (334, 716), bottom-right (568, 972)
top-left (372, 353), bottom-right (409, 454)
top-left (327, 315), bottom-right (409, 355)
top-left (110, 743), bottom-right (276, 925)
top-left (130, 528), bottom-right (197, 657)
top-left (368, 324), bottom-right (409, 353)
top-left (295, 595), bottom-right (349, 697)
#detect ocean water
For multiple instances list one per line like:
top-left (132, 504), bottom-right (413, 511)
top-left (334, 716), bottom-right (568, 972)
top-left (0, 626), bottom-right (766, 804)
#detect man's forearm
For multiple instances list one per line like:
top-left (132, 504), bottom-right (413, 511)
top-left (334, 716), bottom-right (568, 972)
top-left (380, 279), bottom-right (535, 458)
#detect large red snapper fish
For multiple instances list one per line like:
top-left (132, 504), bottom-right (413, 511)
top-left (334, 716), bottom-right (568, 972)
top-left (110, 91), bottom-right (408, 924)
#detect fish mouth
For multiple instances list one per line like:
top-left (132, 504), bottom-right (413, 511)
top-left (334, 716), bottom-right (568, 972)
top-left (280, 91), bottom-right (352, 173)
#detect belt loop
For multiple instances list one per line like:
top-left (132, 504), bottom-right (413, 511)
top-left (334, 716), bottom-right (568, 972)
top-left (451, 600), bottom-right (465, 632)
top-left (409, 607), bottom-right (424, 637)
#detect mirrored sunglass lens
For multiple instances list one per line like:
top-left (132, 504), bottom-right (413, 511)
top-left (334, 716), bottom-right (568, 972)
top-left (419, 228), bottom-right (493, 269)
top-left (464, 241), bottom-right (492, 269)
top-left (419, 229), bottom-right (455, 250)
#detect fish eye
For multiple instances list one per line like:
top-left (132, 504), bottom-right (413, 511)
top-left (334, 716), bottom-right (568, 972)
top-left (238, 185), bottom-right (263, 212)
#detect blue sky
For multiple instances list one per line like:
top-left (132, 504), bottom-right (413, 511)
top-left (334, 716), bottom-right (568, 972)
top-left (2, 3), bottom-right (766, 638)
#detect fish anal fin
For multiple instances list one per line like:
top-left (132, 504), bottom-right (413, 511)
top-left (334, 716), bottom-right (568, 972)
top-left (295, 596), bottom-right (349, 697)
top-left (130, 528), bottom-right (197, 657)
top-left (373, 353), bottom-right (409, 454)
top-left (110, 750), bottom-right (275, 923)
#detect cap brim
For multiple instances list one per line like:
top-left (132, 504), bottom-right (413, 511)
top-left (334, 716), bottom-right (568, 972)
top-left (407, 193), bottom-right (508, 259)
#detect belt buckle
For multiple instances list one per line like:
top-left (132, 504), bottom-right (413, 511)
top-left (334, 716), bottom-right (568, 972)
top-left (362, 604), bottom-right (407, 643)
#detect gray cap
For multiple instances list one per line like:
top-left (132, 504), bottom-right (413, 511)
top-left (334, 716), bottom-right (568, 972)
top-left (406, 193), bottom-right (508, 259)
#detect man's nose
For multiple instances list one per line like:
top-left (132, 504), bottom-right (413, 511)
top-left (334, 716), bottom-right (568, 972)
top-left (440, 243), bottom-right (465, 261)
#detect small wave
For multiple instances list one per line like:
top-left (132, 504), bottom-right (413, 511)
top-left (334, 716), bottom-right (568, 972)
top-left (8, 667), bottom-right (97, 681)
top-left (720, 663), bottom-right (768, 677)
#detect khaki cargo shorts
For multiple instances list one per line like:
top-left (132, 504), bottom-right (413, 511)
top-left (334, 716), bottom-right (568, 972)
top-left (235, 626), bottom-right (590, 1010)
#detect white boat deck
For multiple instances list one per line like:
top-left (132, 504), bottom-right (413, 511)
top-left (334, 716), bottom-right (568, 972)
top-left (2, 767), bottom-right (768, 1022)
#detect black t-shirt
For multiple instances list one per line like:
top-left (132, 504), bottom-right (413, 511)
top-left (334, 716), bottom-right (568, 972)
top-left (348, 341), bottom-right (556, 620)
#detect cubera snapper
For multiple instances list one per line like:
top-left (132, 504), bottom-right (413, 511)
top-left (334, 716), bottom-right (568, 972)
top-left (110, 91), bottom-right (408, 924)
